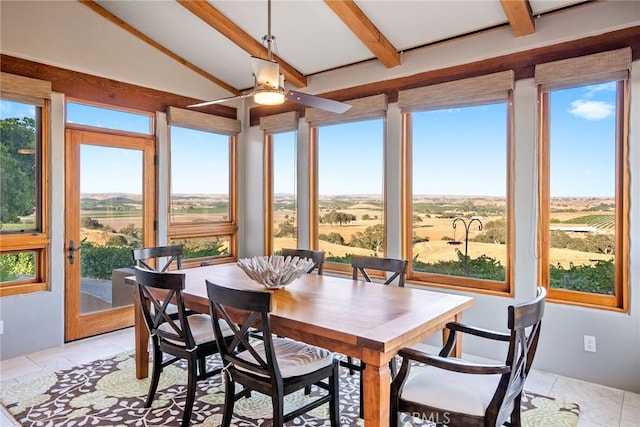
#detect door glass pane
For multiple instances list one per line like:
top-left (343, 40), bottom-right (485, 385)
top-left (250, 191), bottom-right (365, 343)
top-left (548, 83), bottom-right (616, 295)
top-left (272, 131), bottom-right (297, 253)
top-left (79, 145), bottom-right (142, 314)
top-left (170, 126), bottom-right (230, 223)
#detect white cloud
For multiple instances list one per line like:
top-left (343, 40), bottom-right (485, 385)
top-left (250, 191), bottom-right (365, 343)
top-left (584, 82), bottom-right (616, 98)
top-left (568, 100), bottom-right (614, 120)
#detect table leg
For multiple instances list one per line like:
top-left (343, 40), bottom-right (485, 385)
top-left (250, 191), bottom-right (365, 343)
top-left (134, 291), bottom-right (149, 379)
top-left (361, 352), bottom-right (391, 427)
top-left (441, 313), bottom-right (464, 358)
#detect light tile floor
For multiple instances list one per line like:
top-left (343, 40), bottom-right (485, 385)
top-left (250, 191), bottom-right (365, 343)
top-left (1, 328), bottom-right (639, 427)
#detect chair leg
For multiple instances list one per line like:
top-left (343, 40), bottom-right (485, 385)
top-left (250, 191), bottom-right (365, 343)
top-left (272, 393), bottom-right (285, 427)
top-left (145, 341), bottom-right (163, 408)
top-left (358, 369), bottom-right (364, 418)
top-left (346, 356), bottom-right (356, 375)
top-left (509, 393), bottom-right (523, 427)
top-left (181, 356), bottom-right (198, 427)
top-left (197, 355), bottom-right (207, 378)
top-left (221, 371), bottom-right (235, 427)
top-left (329, 362), bottom-right (340, 427)
top-left (389, 357), bottom-right (397, 378)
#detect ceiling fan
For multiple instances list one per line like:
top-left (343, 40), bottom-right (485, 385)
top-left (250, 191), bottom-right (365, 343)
top-left (189, 0), bottom-right (351, 114)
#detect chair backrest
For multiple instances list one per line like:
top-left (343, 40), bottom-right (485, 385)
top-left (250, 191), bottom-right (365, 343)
top-left (206, 281), bottom-right (283, 382)
top-left (491, 286), bottom-right (547, 422)
top-left (134, 266), bottom-right (195, 349)
top-left (132, 245), bottom-right (183, 272)
top-left (281, 248), bottom-right (325, 275)
top-left (351, 255), bottom-right (408, 286)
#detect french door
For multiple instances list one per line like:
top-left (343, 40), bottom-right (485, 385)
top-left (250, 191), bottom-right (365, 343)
top-left (64, 128), bottom-right (155, 341)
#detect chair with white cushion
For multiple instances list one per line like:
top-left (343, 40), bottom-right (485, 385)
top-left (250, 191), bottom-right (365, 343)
top-left (134, 266), bottom-right (233, 427)
top-left (206, 280), bottom-right (340, 427)
top-left (390, 287), bottom-right (546, 426)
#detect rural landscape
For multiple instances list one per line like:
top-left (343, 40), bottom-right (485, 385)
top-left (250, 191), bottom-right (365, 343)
top-left (2, 190), bottom-right (616, 296)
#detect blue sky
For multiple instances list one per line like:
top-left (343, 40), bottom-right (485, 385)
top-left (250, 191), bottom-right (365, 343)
top-left (1, 82), bottom-right (617, 198)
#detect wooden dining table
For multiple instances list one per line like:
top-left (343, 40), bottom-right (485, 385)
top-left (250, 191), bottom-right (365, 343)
top-left (130, 263), bottom-right (473, 427)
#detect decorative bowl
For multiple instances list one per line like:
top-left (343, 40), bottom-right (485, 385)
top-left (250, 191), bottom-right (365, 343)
top-left (237, 255), bottom-right (315, 289)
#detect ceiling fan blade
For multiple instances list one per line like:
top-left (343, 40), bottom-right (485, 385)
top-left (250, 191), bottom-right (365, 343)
top-left (251, 56), bottom-right (280, 89)
top-left (188, 93), bottom-right (253, 108)
top-left (286, 90), bottom-right (352, 114)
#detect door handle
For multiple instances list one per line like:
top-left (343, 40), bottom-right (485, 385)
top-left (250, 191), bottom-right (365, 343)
top-left (68, 240), bottom-right (81, 265)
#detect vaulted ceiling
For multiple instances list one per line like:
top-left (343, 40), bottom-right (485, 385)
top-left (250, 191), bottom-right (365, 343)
top-left (78, 0), bottom-right (590, 101)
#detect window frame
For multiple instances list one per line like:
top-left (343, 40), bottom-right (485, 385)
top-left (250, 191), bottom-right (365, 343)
top-left (263, 130), bottom-right (299, 254)
top-left (260, 111), bottom-right (300, 255)
top-left (309, 118), bottom-right (388, 275)
top-left (167, 124), bottom-right (238, 268)
top-left (0, 95), bottom-right (50, 297)
top-left (401, 93), bottom-right (515, 295)
top-left (537, 80), bottom-right (629, 311)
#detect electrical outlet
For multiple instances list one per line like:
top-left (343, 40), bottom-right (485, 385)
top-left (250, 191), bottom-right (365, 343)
top-left (584, 335), bottom-right (596, 352)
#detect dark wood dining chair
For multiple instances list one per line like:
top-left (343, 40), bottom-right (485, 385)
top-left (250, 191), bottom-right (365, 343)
top-left (131, 244), bottom-right (183, 272)
top-left (351, 254), bottom-right (408, 287)
top-left (280, 248), bottom-right (325, 275)
top-left (346, 254), bottom-right (409, 416)
top-left (390, 287), bottom-right (547, 427)
top-left (206, 280), bottom-right (340, 427)
top-left (134, 267), bottom-right (232, 427)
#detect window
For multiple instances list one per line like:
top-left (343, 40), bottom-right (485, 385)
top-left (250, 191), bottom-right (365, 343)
top-left (167, 107), bottom-right (239, 267)
top-left (66, 101), bottom-right (153, 134)
top-left (270, 132), bottom-right (297, 253)
top-left (0, 73), bottom-right (51, 296)
top-left (536, 49), bottom-right (630, 310)
top-left (399, 71), bottom-right (514, 293)
top-left (307, 94), bottom-right (388, 273)
top-left (261, 112), bottom-right (299, 254)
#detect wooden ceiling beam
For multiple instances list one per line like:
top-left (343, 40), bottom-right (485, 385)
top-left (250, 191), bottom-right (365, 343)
top-left (77, 0), bottom-right (240, 96)
top-left (500, 0), bottom-right (535, 37)
top-left (324, 0), bottom-right (401, 68)
top-left (176, 0), bottom-right (307, 88)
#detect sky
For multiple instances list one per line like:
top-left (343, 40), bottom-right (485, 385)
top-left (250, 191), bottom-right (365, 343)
top-left (1, 82), bottom-right (617, 198)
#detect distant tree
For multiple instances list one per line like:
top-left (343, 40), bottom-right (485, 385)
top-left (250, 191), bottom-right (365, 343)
top-left (473, 218), bottom-right (505, 244)
top-left (350, 224), bottom-right (384, 252)
top-left (412, 214), bottom-right (423, 223)
top-left (0, 117), bottom-right (36, 225)
top-left (81, 217), bottom-right (103, 229)
top-left (319, 232), bottom-right (345, 245)
top-left (106, 235), bottom-right (129, 247)
top-left (585, 234), bottom-right (615, 254)
top-left (119, 223), bottom-right (139, 238)
top-left (413, 233), bottom-right (430, 244)
top-left (549, 231), bottom-right (572, 248)
top-left (275, 219), bottom-right (297, 238)
top-left (362, 214), bottom-right (371, 221)
top-left (321, 211), bottom-right (355, 226)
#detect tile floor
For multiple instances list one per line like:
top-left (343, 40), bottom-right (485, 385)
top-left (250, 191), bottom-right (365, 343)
top-left (1, 327), bottom-right (638, 427)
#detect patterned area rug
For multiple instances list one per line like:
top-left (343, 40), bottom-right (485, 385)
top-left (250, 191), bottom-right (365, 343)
top-left (1, 351), bottom-right (579, 426)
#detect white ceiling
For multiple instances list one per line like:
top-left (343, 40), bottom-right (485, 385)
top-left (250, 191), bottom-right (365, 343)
top-left (2, 0), bottom-right (611, 106)
top-left (89, 0), bottom-right (589, 95)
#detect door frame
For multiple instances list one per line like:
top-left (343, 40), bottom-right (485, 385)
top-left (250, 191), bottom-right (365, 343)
top-left (64, 127), bottom-right (156, 342)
